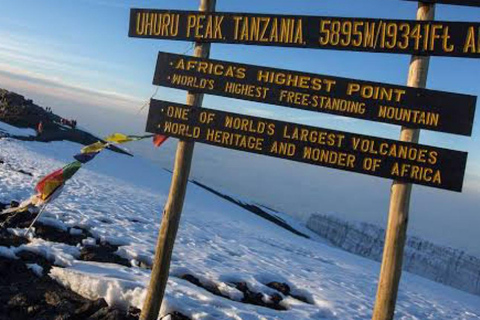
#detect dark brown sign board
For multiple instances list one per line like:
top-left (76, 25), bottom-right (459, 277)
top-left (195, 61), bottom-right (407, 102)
top-left (153, 52), bottom-right (477, 136)
top-left (146, 99), bottom-right (468, 192)
top-left (129, 9), bottom-right (480, 58)
top-left (403, 0), bottom-right (480, 6)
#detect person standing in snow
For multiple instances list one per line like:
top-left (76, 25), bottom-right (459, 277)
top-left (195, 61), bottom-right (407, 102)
top-left (37, 121), bottom-right (43, 136)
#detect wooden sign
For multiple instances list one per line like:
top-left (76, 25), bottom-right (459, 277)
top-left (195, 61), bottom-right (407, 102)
top-left (129, 9), bottom-right (480, 58)
top-left (403, 0), bottom-right (480, 6)
top-left (153, 52), bottom-right (477, 136)
top-left (146, 99), bottom-right (468, 192)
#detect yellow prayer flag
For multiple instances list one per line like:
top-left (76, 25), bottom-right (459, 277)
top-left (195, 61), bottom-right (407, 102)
top-left (104, 133), bottom-right (134, 144)
top-left (81, 141), bottom-right (108, 154)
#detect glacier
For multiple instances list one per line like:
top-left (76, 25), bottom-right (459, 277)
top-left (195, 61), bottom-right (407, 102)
top-left (307, 213), bottom-right (480, 297)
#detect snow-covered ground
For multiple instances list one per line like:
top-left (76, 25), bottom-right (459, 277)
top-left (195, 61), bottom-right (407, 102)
top-left (1, 132), bottom-right (480, 320)
top-left (0, 121), bottom-right (36, 137)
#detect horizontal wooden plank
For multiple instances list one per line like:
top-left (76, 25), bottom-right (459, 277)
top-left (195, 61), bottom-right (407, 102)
top-left (153, 52), bottom-right (477, 136)
top-left (146, 99), bottom-right (468, 192)
top-left (129, 9), bottom-right (480, 58)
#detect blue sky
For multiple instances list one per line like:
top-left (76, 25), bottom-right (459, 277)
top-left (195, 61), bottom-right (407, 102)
top-left (1, 0), bottom-right (480, 254)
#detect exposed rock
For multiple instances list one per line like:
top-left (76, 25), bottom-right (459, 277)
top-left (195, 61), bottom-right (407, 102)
top-left (0, 209), bottom-right (37, 229)
top-left (75, 298), bottom-right (108, 317)
top-left (266, 281), bottom-right (290, 296)
top-left (234, 282), bottom-right (287, 311)
top-left (0, 228), bottom-right (29, 247)
top-left (34, 223), bottom-right (90, 246)
top-left (167, 311), bottom-right (192, 320)
top-left (0, 256), bottom-right (137, 320)
top-left (0, 89), bottom-right (54, 129)
top-left (1, 207), bottom-right (131, 268)
top-left (179, 274), bottom-right (290, 311)
top-left (265, 281), bottom-right (312, 304)
top-left (0, 228), bottom-right (138, 320)
top-left (80, 243), bottom-right (131, 267)
top-left (16, 250), bottom-right (53, 274)
top-left (10, 200), bottom-right (20, 207)
top-left (88, 307), bottom-right (138, 320)
top-left (17, 169), bottom-right (33, 176)
top-left (180, 274), bottom-right (226, 298)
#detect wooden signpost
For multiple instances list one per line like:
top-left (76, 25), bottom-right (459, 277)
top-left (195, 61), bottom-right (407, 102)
top-left (153, 51), bottom-right (476, 136)
top-left (138, 1), bottom-right (216, 320)
top-left (146, 99), bottom-right (467, 191)
top-left (129, 9), bottom-right (480, 58)
top-left (128, 1), bottom-right (477, 320)
top-left (372, 3), bottom-right (435, 320)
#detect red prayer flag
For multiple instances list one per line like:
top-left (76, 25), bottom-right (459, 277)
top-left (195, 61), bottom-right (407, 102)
top-left (35, 168), bottom-right (64, 200)
top-left (153, 134), bottom-right (168, 148)
top-left (34, 162), bottom-right (82, 201)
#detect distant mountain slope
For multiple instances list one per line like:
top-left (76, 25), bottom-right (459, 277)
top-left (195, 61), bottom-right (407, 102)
top-left (0, 88), bottom-right (131, 156)
top-left (191, 180), bottom-right (311, 239)
top-left (307, 213), bottom-right (480, 296)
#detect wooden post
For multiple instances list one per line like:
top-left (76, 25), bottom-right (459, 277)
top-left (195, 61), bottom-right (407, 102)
top-left (140, 1), bottom-right (216, 319)
top-left (371, 2), bottom-right (435, 320)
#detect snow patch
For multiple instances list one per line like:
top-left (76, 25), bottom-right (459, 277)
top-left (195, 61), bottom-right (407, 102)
top-left (0, 121), bottom-right (36, 137)
top-left (17, 238), bottom-right (80, 267)
top-left (50, 261), bottom-right (147, 309)
top-left (82, 237), bottom-right (97, 246)
top-left (27, 263), bottom-right (44, 277)
top-left (69, 227), bottom-right (83, 236)
top-left (0, 246), bottom-right (18, 259)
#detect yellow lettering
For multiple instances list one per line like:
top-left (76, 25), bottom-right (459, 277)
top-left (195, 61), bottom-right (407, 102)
top-left (463, 26), bottom-right (477, 53)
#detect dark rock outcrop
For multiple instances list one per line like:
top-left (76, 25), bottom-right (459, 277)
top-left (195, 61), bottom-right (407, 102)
top-left (0, 88), bottom-right (131, 156)
top-left (80, 243), bottom-right (131, 267)
top-left (0, 89), bottom-right (53, 129)
top-left (0, 210), bottom-right (140, 320)
top-left (178, 273), bottom-right (312, 311)
top-left (234, 282), bottom-right (287, 311)
top-left (0, 255), bottom-right (139, 320)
